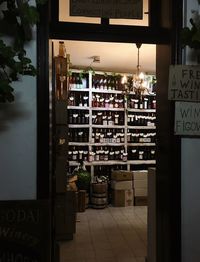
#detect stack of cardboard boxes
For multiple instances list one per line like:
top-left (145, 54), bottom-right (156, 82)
top-left (111, 170), bottom-right (148, 207)
top-left (111, 170), bottom-right (133, 207)
top-left (132, 170), bottom-right (148, 206)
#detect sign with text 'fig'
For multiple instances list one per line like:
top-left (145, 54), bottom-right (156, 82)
top-left (0, 200), bottom-right (51, 262)
top-left (168, 65), bottom-right (200, 101)
top-left (175, 102), bottom-right (200, 136)
top-left (70, 0), bottom-right (143, 19)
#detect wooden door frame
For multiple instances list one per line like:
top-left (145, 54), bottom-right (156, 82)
top-left (36, 1), bottom-right (182, 261)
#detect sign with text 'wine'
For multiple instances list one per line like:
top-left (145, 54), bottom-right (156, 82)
top-left (70, 0), bottom-right (143, 19)
top-left (175, 102), bottom-right (200, 136)
top-left (0, 200), bottom-right (51, 262)
top-left (168, 65), bottom-right (200, 101)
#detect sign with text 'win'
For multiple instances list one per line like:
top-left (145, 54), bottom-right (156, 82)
top-left (70, 0), bottom-right (143, 19)
top-left (168, 65), bottom-right (200, 101)
top-left (175, 102), bottom-right (200, 136)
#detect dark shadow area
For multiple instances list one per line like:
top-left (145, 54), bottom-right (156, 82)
top-left (0, 93), bottom-right (33, 133)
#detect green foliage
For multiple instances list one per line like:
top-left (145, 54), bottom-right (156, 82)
top-left (181, 0), bottom-right (200, 50)
top-left (74, 163), bottom-right (91, 192)
top-left (0, 0), bottom-right (46, 103)
top-left (181, 18), bottom-right (200, 50)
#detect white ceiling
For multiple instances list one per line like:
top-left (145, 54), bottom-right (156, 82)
top-left (53, 40), bottom-right (156, 75)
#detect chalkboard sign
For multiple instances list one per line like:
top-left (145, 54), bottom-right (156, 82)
top-left (70, 0), bottom-right (143, 19)
top-left (175, 102), bottom-right (200, 136)
top-left (0, 200), bottom-right (51, 262)
top-left (168, 65), bottom-right (200, 102)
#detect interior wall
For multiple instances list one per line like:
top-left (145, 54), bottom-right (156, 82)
top-left (181, 0), bottom-right (200, 261)
top-left (0, 33), bottom-right (37, 200)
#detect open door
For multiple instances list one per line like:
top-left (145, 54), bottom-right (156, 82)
top-left (49, 41), bottom-right (77, 257)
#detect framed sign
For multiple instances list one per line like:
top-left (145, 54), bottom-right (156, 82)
top-left (175, 102), bottom-right (200, 136)
top-left (0, 200), bottom-right (51, 262)
top-left (70, 0), bottom-right (143, 19)
top-left (168, 65), bottom-right (200, 101)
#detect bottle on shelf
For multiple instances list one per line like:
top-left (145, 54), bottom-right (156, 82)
top-left (83, 94), bottom-right (89, 107)
top-left (68, 92), bottom-right (75, 106)
top-left (78, 94), bottom-right (83, 107)
top-left (107, 112), bottom-right (113, 126)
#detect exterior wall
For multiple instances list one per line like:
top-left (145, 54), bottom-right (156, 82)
top-left (0, 33), bottom-right (37, 200)
top-left (182, 0), bottom-right (200, 261)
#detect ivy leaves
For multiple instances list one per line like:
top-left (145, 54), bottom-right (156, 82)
top-left (181, 18), bottom-right (200, 50)
top-left (0, 0), bottom-right (45, 103)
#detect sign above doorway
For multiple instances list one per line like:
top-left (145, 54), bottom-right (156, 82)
top-left (70, 0), bottom-right (143, 19)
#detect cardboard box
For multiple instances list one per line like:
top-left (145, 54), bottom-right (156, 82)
top-left (111, 180), bottom-right (133, 190)
top-left (134, 188), bottom-right (147, 197)
top-left (111, 189), bottom-right (134, 207)
top-left (134, 196), bottom-right (148, 206)
top-left (132, 170), bottom-right (148, 180)
top-left (111, 170), bottom-right (133, 181)
top-left (134, 179), bottom-right (147, 188)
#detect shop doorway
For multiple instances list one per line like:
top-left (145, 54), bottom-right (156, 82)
top-left (51, 39), bottom-right (157, 262)
top-left (36, 1), bottom-right (182, 261)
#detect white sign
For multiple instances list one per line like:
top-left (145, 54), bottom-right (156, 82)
top-left (168, 65), bottom-right (200, 101)
top-left (175, 102), bottom-right (200, 136)
top-left (70, 0), bottom-right (143, 19)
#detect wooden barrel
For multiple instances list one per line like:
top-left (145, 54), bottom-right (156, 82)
top-left (92, 182), bottom-right (108, 194)
top-left (91, 183), bottom-right (108, 209)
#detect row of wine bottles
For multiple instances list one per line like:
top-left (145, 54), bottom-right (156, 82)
top-left (68, 127), bottom-right (156, 144)
top-left (68, 110), bottom-right (89, 124)
top-left (92, 128), bottom-right (125, 143)
top-left (92, 111), bottom-right (124, 126)
top-left (128, 147), bottom-right (156, 160)
top-left (68, 110), bottom-right (156, 127)
top-left (127, 113), bottom-right (156, 126)
top-left (127, 95), bottom-right (156, 109)
top-left (68, 91), bottom-right (156, 109)
top-left (68, 129), bottom-right (89, 142)
top-left (68, 145), bottom-right (155, 162)
top-left (68, 146), bottom-right (127, 162)
top-left (68, 92), bottom-right (89, 107)
top-left (92, 93), bottom-right (124, 108)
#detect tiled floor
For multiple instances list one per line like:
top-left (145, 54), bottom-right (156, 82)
top-left (60, 206), bottom-right (147, 262)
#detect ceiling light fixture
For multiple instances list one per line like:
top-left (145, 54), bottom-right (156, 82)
top-left (122, 43), bottom-right (149, 97)
top-left (133, 43), bottom-right (149, 96)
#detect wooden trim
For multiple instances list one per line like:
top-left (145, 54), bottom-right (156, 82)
top-left (50, 0), bottom-right (59, 23)
top-left (37, 2), bottom-right (50, 199)
top-left (149, 0), bottom-right (161, 28)
top-left (155, 0), bottom-right (182, 262)
top-left (38, 1), bottom-right (183, 262)
top-left (50, 21), bottom-right (170, 44)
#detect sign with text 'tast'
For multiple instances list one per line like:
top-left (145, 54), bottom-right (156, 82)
top-left (70, 0), bottom-right (143, 19)
top-left (168, 65), bottom-right (200, 102)
top-left (175, 102), bottom-right (200, 136)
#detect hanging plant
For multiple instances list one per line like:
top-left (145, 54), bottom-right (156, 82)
top-left (181, 0), bottom-right (200, 50)
top-left (0, 0), bottom-right (46, 103)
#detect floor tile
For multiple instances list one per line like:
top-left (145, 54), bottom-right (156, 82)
top-left (60, 206), bottom-right (147, 262)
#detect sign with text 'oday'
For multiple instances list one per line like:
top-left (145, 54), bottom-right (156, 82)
top-left (70, 0), bottom-right (143, 19)
top-left (168, 65), bottom-right (200, 101)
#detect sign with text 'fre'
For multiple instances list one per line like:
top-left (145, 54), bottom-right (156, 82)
top-left (70, 0), bottom-right (143, 19)
top-left (175, 102), bottom-right (200, 136)
top-left (168, 65), bottom-right (200, 102)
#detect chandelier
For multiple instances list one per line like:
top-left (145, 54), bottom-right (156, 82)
top-left (122, 43), bottom-right (149, 97)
